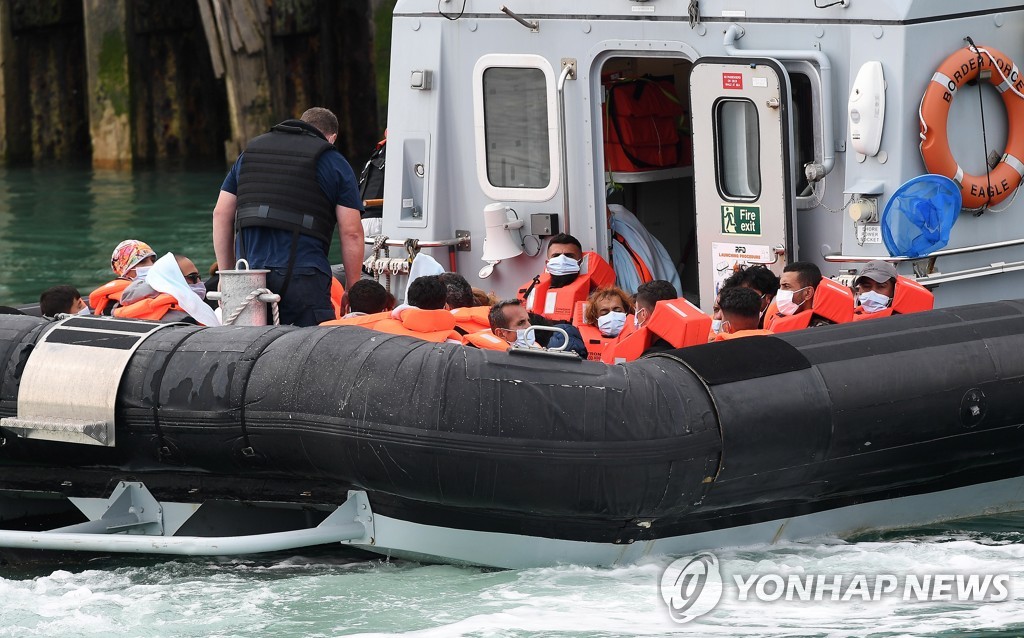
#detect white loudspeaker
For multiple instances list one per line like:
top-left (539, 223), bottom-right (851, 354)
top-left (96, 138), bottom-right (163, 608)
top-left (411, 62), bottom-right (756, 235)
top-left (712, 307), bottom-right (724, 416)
top-left (480, 203), bottom-right (524, 262)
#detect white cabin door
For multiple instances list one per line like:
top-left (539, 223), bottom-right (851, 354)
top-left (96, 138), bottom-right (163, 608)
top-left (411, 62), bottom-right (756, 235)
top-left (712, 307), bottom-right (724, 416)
top-left (689, 57), bottom-right (796, 311)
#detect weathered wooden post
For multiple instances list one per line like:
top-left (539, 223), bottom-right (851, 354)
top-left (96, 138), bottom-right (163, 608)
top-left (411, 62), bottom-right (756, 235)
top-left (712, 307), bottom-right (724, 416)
top-left (197, 0), bottom-right (273, 160)
top-left (83, 0), bottom-right (132, 168)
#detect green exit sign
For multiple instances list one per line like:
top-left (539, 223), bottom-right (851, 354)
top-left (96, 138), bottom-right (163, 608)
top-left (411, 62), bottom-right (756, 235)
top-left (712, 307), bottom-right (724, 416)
top-left (721, 205), bottom-right (761, 236)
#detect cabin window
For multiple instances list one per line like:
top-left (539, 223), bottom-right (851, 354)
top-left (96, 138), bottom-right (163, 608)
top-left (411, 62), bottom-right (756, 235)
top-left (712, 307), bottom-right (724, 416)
top-left (473, 54), bottom-right (559, 201)
top-left (482, 68), bottom-right (550, 188)
top-left (715, 99), bottom-right (761, 199)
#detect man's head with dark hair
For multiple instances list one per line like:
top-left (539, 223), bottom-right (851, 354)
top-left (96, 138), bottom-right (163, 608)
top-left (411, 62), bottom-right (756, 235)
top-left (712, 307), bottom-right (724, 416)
top-left (348, 279), bottom-right (389, 314)
top-left (407, 275), bottom-right (448, 310)
top-left (488, 299), bottom-right (532, 344)
top-left (300, 107), bottom-right (339, 140)
top-left (634, 280), bottom-right (677, 328)
top-left (778, 262), bottom-right (823, 314)
top-left (39, 285), bottom-right (84, 317)
top-left (545, 233), bottom-right (585, 289)
top-left (722, 265), bottom-right (779, 317)
top-left (723, 265), bottom-right (780, 298)
top-left (437, 272), bottom-right (474, 309)
top-left (782, 262), bottom-right (822, 290)
top-left (546, 233), bottom-right (583, 259)
top-left (718, 286), bottom-right (761, 332)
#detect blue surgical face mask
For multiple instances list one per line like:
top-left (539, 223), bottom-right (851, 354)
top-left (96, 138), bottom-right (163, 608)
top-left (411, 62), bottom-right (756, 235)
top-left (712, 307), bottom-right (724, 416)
top-left (710, 319), bottom-right (724, 334)
top-left (133, 266), bottom-right (151, 280)
top-left (859, 290), bottom-right (890, 313)
top-left (546, 254), bottom-right (581, 276)
top-left (597, 311), bottom-right (627, 337)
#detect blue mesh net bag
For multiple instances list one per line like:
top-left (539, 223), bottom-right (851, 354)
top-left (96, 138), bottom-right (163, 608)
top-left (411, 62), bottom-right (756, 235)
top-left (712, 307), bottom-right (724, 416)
top-left (881, 175), bottom-right (961, 258)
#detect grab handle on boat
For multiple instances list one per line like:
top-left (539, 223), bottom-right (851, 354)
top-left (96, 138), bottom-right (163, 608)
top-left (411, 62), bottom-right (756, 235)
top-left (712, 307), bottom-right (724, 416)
top-left (529, 325), bottom-right (569, 351)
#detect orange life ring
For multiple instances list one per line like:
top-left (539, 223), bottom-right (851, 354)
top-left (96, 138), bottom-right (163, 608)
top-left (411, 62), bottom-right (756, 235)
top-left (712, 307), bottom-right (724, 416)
top-left (919, 44), bottom-right (1024, 210)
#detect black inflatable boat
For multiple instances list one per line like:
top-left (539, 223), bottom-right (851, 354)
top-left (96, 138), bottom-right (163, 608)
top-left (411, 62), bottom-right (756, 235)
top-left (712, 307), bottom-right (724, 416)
top-left (1, 301), bottom-right (1023, 568)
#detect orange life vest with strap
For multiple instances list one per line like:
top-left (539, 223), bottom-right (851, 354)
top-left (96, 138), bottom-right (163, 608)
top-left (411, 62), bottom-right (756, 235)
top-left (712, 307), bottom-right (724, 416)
top-left (518, 252), bottom-right (616, 322)
top-left (89, 278), bottom-right (131, 316)
top-left (462, 330), bottom-right (510, 351)
top-left (319, 311), bottom-right (391, 327)
top-left (329, 278), bottom-right (345, 320)
top-left (853, 276), bottom-right (934, 320)
top-left (714, 328), bottom-right (774, 341)
top-left (112, 293), bottom-right (182, 322)
top-left (451, 306), bottom-right (492, 334)
top-left (602, 298), bottom-right (711, 364)
top-left (766, 277), bottom-right (854, 334)
top-left (372, 307), bottom-right (463, 343)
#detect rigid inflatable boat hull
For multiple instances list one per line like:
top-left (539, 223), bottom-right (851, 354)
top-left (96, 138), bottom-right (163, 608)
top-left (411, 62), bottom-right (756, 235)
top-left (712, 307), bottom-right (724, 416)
top-left (1, 301), bottom-right (1024, 567)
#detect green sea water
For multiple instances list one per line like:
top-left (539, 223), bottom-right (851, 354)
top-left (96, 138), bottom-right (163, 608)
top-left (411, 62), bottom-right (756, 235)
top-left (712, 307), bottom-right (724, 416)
top-left (0, 165), bottom-right (344, 307)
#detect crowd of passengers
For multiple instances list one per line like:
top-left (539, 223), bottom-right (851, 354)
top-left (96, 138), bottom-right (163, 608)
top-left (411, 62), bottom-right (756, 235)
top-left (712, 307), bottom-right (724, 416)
top-left (7, 233), bottom-right (935, 365)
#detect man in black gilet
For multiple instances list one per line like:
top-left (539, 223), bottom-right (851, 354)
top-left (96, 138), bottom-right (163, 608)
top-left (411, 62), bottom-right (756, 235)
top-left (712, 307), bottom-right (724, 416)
top-left (212, 107), bottom-right (364, 326)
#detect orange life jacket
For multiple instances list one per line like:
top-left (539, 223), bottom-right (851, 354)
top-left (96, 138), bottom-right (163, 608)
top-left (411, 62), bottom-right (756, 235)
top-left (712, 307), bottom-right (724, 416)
top-left (766, 277), bottom-right (855, 333)
top-left (714, 328), bottom-right (774, 341)
top-left (319, 311), bottom-right (391, 327)
top-left (853, 276), bottom-right (935, 320)
top-left (518, 252), bottom-right (616, 322)
top-left (329, 278), bottom-right (346, 320)
top-left (372, 307), bottom-right (463, 343)
top-left (451, 306), bottom-right (492, 334)
top-left (112, 293), bottom-right (183, 322)
top-left (602, 298), bottom-right (711, 364)
top-left (462, 330), bottom-right (510, 351)
top-left (89, 278), bottom-right (131, 316)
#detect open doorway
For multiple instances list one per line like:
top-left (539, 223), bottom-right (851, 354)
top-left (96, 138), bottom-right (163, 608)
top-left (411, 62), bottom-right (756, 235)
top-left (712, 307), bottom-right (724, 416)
top-left (599, 55), bottom-right (698, 300)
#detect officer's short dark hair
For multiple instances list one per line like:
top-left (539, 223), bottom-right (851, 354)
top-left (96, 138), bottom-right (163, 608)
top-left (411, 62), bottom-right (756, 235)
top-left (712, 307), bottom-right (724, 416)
top-left (300, 107), bottom-right (339, 137)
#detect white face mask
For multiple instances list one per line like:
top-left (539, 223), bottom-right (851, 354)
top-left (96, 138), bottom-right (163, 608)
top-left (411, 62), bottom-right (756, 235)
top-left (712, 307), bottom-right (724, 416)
top-left (513, 327), bottom-right (536, 348)
top-left (189, 282), bottom-right (208, 300)
top-left (77, 305), bottom-right (92, 316)
top-left (859, 290), bottom-right (890, 313)
top-left (596, 311), bottom-right (627, 337)
top-left (546, 254), bottom-right (581, 276)
top-left (775, 287), bottom-right (808, 316)
top-left (133, 266), bottom-right (151, 280)
top-left (710, 319), bottom-right (723, 334)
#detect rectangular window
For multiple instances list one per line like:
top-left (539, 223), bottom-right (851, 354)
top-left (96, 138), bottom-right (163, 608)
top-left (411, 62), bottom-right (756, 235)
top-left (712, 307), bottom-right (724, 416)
top-left (716, 99), bottom-right (761, 199)
top-left (483, 68), bottom-right (551, 188)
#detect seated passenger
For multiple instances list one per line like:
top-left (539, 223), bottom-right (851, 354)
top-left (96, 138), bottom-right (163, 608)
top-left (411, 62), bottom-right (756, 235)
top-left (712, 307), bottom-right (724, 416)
top-left (114, 254), bottom-right (213, 324)
top-left (320, 279), bottom-right (393, 326)
top-left (714, 287), bottom-right (774, 341)
top-left (601, 280), bottom-right (710, 364)
top-left (372, 275), bottom-right (462, 343)
top-left (575, 287), bottom-right (634, 361)
top-left (517, 233), bottom-right (615, 322)
top-left (39, 285), bottom-right (88, 318)
top-left (464, 299), bottom-right (586, 356)
top-left (472, 288), bottom-right (497, 307)
top-left (765, 262), bottom-right (854, 333)
top-left (89, 239), bottom-right (157, 316)
top-left (720, 265), bottom-right (779, 328)
top-left (441, 272), bottom-right (491, 334)
top-left (852, 260), bottom-right (935, 319)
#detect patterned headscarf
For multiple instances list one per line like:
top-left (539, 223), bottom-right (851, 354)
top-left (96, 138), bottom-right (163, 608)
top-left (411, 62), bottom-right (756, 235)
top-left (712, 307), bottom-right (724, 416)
top-left (110, 240), bottom-right (156, 277)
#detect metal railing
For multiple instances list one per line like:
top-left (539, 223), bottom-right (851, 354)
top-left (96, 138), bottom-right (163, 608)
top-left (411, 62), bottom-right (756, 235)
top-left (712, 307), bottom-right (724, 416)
top-left (823, 237), bottom-right (1024, 263)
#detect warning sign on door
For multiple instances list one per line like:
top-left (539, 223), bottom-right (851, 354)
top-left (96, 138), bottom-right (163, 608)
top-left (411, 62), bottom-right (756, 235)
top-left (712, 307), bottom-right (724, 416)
top-left (722, 73), bottom-right (744, 90)
top-left (721, 205), bottom-right (761, 235)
